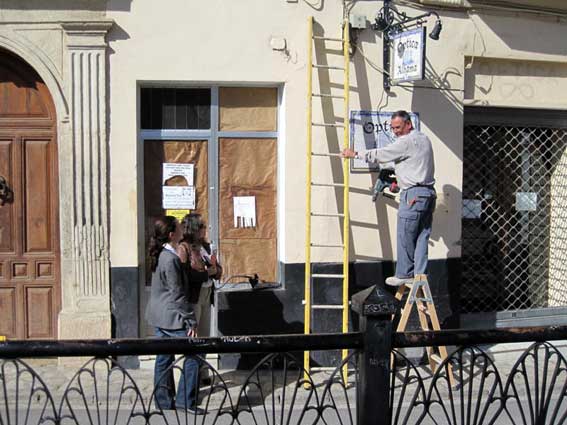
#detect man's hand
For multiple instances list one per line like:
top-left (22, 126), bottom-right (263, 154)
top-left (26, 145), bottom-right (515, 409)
top-left (341, 148), bottom-right (357, 159)
top-left (187, 327), bottom-right (197, 337)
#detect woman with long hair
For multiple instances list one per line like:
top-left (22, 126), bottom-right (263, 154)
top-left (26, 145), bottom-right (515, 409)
top-left (145, 215), bottom-right (202, 414)
top-left (177, 213), bottom-right (222, 339)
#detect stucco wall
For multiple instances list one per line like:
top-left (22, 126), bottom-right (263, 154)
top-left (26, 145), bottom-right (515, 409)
top-left (106, 1), bottom-right (567, 269)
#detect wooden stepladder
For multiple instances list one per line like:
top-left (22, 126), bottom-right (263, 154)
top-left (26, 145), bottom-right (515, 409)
top-left (395, 274), bottom-right (454, 385)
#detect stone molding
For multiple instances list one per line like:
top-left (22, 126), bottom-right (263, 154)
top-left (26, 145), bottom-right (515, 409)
top-left (63, 21), bottom-right (112, 305)
top-left (0, 19), bottom-right (113, 337)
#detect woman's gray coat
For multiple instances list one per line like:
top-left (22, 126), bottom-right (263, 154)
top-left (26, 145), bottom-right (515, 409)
top-left (145, 249), bottom-right (197, 330)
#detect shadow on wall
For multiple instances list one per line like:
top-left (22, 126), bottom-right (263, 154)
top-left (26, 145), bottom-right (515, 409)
top-left (0, 0), bottom-right (132, 11)
top-left (430, 183), bottom-right (462, 260)
top-left (217, 289), bottom-right (304, 370)
top-left (409, 58), bottom-right (464, 162)
top-left (346, 25), bottom-right (465, 264)
top-left (478, 13), bottom-right (567, 57)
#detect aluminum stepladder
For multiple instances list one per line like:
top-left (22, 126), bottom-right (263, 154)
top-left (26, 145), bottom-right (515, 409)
top-left (304, 16), bottom-right (350, 384)
top-left (394, 274), bottom-right (455, 385)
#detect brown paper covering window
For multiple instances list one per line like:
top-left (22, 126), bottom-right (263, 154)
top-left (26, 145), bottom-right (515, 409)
top-left (143, 140), bottom-right (208, 284)
top-left (219, 138), bottom-right (277, 282)
top-left (219, 87), bottom-right (277, 132)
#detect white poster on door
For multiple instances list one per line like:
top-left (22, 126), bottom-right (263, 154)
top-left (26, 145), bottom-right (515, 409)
top-left (162, 186), bottom-right (195, 209)
top-left (162, 163), bottom-right (194, 186)
top-left (233, 196), bottom-right (256, 228)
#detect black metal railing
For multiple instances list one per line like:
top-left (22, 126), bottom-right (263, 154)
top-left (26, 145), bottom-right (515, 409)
top-left (1, 285), bottom-right (567, 425)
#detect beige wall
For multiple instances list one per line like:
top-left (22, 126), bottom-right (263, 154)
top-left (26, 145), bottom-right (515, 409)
top-left (106, 1), bottom-right (567, 269)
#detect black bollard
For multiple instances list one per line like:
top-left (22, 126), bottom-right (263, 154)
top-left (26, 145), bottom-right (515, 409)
top-left (351, 285), bottom-right (399, 425)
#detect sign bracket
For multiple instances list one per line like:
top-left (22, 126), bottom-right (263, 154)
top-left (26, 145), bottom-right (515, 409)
top-left (371, 0), bottom-right (442, 91)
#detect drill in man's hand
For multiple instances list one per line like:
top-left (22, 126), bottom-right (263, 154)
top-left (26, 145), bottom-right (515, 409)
top-left (372, 168), bottom-right (399, 201)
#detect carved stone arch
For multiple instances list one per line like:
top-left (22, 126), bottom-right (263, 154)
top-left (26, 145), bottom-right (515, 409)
top-left (0, 30), bottom-right (69, 121)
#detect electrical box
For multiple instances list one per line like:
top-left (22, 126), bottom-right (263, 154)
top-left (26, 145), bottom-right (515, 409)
top-left (349, 14), bottom-right (367, 29)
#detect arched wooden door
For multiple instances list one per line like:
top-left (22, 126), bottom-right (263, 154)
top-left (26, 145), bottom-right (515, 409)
top-left (0, 49), bottom-right (60, 339)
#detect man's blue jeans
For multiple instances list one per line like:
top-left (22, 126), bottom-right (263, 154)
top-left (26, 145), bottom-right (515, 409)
top-left (395, 186), bottom-right (436, 279)
top-left (153, 327), bottom-right (199, 409)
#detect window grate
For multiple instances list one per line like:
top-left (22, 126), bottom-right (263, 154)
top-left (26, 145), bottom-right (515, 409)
top-left (461, 125), bottom-right (567, 313)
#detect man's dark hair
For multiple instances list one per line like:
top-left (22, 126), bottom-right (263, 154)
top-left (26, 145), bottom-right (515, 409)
top-left (391, 110), bottom-right (411, 123)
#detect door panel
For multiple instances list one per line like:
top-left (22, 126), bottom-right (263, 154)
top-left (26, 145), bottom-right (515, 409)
top-left (25, 286), bottom-right (53, 338)
top-left (0, 139), bottom-right (15, 253)
top-left (0, 49), bottom-right (59, 339)
top-left (0, 287), bottom-right (16, 335)
top-left (24, 139), bottom-right (52, 252)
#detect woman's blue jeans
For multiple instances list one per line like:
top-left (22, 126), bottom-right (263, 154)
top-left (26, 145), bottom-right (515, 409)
top-left (395, 186), bottom-right (436, 279)
top-left (153, 327), bottom-right (199, 409)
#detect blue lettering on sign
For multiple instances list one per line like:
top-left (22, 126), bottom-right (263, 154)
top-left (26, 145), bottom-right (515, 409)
top-left (362, 120), bottom-right (391, 135)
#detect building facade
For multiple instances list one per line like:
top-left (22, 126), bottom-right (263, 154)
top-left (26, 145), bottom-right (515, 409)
top-left (0, 0), bottom-right (566, 366)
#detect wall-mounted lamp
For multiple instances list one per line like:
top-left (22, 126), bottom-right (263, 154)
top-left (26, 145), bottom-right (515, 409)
top-left (429, 19), bottom-right (442, 40)
top-left (371, 0), bottom-right (442, 90)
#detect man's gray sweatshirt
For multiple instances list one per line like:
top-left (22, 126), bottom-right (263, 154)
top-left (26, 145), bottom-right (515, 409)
top-left (359, 130), bottom-right (435, 191)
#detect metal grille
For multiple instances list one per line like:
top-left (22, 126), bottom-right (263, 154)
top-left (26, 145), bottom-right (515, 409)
top-left (462, 124), bottom-right (567, 313)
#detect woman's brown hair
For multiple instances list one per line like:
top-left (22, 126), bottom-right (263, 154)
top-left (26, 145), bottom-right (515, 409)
top-left (148, 215), bottom-right (177, 271)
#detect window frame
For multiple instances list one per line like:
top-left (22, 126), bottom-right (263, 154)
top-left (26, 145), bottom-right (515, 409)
top-left (138, 84), bottom-right (282, 293)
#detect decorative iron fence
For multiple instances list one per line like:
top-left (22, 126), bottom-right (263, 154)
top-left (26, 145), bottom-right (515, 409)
top-left (1, 285), bottom-right (567, 425)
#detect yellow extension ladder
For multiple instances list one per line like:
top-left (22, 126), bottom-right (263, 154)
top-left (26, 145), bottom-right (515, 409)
top-left (304, 16), bottom-right (350, 381)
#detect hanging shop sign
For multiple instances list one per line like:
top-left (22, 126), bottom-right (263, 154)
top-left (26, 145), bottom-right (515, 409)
top-left (350, 110), bottom-right (420, 172)
top-left (390, 27), bottom-right (426, 84)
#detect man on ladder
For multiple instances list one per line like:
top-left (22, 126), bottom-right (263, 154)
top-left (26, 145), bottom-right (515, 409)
top-left (341, 110), bottom-right (454, 380)
top-left (341, 110), bottom-right (436, 286)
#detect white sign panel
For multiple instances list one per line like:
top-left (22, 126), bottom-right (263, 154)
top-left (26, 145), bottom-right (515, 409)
top-left (516, 192), bottom-right (538, 212)
top-left (390, 27), bottom-right (426, 84)
top-left (162, 186), bottom-right (195, 209)
top-left (462, 199), bottom-right (482, 219)
top-left (233, 196), bottom-right (256, 228)
top-left (163, 163), bottom-right (194, 186)
top-left (350, 111), bottom-right (420, 171)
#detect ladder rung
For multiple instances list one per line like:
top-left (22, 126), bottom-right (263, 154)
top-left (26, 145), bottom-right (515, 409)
top-left (312, 182), bottom-right (345, 188)
top-left (412, 297), bottom-right (433, 303)
top-left (310, 367), bottom-right (338, 372)
top-left (312, 122), bottom-right (345, 128)
top-left (311, 212), bottom-right (345, 218)
top-left (311, 152), bottom-right (342, 158)
top-left (312, 64), bottom-right (344, 70)
top-left (313, 93), bottom-right (344, 99)
top-left (312, 273), bottom-right (344, 279)
top-left (310, 243), bottom-right (344, 248)
top-left (430, 354), bottom-right (443, 364)
top-left (312, 36), bottom-right (343, 42)
top-left (312, 304), bottom-right (345, 310)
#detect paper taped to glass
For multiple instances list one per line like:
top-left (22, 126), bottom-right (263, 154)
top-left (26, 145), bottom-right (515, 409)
top-left (163, 163), bottom-right (194, 186)
top-left (162, 186), bottom-right (195, 209)
top-left (233, 196), bottom-right (256, 228)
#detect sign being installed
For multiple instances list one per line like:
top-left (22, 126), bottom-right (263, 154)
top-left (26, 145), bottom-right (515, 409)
top-left (390, 27), bottom-right (426, 84)
top-left (350, 111), bottom-right (420, 172)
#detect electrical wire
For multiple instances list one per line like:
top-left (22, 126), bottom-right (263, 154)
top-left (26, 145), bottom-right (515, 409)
top-left (394, 0), bottom-right (567, 19)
